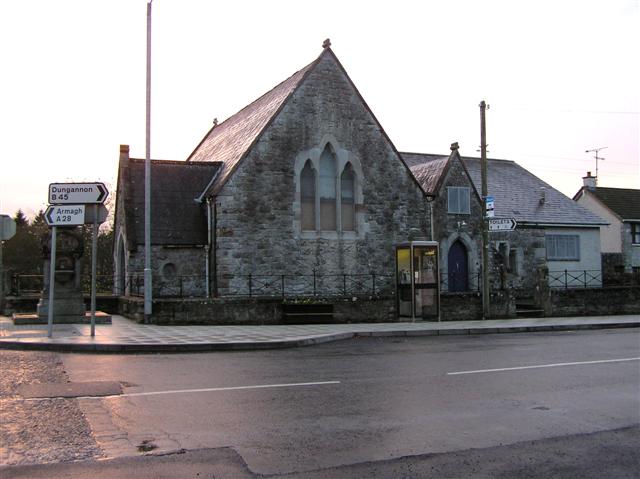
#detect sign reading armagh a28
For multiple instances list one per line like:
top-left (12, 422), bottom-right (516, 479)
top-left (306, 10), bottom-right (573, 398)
top-left (48, 182), bottom-right (108, 205)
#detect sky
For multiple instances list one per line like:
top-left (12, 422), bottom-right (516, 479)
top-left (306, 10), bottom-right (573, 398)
top-left (1, 0), bottom-right (638, 220)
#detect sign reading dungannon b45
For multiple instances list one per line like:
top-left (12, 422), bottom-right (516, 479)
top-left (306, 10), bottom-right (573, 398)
top-left (49, 182), bottom-right (108, 204)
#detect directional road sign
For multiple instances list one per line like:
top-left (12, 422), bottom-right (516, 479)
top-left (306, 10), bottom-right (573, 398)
top-left (84, 204), bottom-right (109, 224)
top-left (45, 205), bottom-right (86, 226)
top-left (49, 182), bottom-right (108, 204)
top-left (0, 214), bottom-right (16, 241)
top-left (488, 217), bottom-right (517, 232)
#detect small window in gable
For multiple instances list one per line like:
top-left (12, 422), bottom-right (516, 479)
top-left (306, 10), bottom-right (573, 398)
top-left (300, 160), bottom-right (316, 231)
top-left (448, 187), bottom-right (470, 214)
top-left (319, 145), bottom-right (337, 230)
top-left (341, 163), bottom-right (355, 231)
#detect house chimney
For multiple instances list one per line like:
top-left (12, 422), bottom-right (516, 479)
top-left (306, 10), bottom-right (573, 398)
top-left (583, 171), bottom-right (596, 189)
top-left (119, 144), bottom-right (130, 162)
top-left (539, 187), bottom-right (546, 205)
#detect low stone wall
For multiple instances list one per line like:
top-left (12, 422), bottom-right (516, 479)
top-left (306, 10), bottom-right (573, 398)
top-left (440, 291), bottom-right (515, 321)
top-left (550, 286), bottom-right (640, 316)
top-left (120, 296), bottom-right (397, 325)
top-left (440, 293), bottom-right (482, 321)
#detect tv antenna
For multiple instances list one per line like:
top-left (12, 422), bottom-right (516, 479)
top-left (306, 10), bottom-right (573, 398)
top-left (585, 146), bottom-right (607, 183)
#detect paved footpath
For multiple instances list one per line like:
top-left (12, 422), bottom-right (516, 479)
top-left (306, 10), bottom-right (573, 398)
top-left (0, 314), bottom-right (638, 353)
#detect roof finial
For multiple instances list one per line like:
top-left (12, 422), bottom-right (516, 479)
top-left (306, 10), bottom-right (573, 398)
top-left (213, 118), bottom-right (218, 127)
top-left (322, 38), bottom-right (331, 49)
top-left (450, 142), bottom-right (459, 151)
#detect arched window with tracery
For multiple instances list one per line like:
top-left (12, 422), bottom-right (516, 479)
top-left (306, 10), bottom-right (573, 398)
top-left (341, 162), bottom-right (355, 231)
top-left (300, 160), bottom-right (316, 231)
top-left (319, 145), bottom-right (337, 231)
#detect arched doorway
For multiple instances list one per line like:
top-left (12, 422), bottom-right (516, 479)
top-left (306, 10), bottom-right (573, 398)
top-left (448, 240), bottom-right (468, 292)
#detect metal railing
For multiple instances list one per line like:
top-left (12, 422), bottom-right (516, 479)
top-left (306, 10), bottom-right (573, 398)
top-left (548, 270), bottom-right (603, 289)
top-left (220, 272), bottom-right (394, 299)
top-left (439, 272), bottom-right (481, 292)
top-left (10, 273), bottom-right (114, 296)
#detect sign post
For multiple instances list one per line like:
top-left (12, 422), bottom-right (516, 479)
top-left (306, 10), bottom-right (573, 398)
top-left (45, 182), bottom-right (109, 338)
top-left (0, 215), bottom-right (17, 313)
top-left (90, 205), bottom-right (98, 336)
top-left (47, 226), bottom-right (57, 338)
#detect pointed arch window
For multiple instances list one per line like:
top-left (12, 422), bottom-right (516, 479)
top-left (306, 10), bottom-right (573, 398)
top-left (319, 145), bottom-right (337, 230)
top-left (341, 163), bottom-right (355, 231)
top-left (300, 160), bottom-right (316, 231)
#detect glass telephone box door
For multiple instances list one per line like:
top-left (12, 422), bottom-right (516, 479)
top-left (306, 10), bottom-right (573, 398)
top-left (396, 241), bottom-right (440, 320)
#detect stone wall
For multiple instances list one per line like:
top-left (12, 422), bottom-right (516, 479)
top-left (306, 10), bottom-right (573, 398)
top-left (126, 246), bottom-right (208, 298)
top-left (551, 286), bottom-right (640, 316)
top-left (432, 156), bottom-right (484, 292)
top-left (213, 52), bottom-right (430, 294)
top-left (119, 296), bottom-right (396, 325)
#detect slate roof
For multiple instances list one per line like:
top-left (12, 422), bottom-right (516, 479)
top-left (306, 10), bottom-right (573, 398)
top-left (583, 187), bottom-right (640, 220)
top-left (401, 152), bottom-right (449, 195)
top-left (186, 54), bottom-right (321, 195)
top-left (404, 152), bottom-right (607, 226)
top-left (463, 158), bottom-right (607, 226)
top-left (122, 158), bottom-right (221, 246)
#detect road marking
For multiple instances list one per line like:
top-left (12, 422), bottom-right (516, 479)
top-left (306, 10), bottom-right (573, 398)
top-left (23, 380), bottom-right (341, 401)
top-left (447, 357), bottom-right (640, 376)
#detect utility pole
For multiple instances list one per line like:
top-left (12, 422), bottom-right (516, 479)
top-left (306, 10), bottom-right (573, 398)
top-left (585, 147), bottom-right (607, 184)
top-left (144, 0), bottom-right (153, 322)
top-left (480, 101), bottom-right (490, 319)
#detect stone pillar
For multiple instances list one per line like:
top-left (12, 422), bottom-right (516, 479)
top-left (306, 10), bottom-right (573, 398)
top-left (37, 228), bottom-right (86, 322)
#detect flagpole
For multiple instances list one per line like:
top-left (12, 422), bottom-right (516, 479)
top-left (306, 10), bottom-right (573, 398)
top-left (144, 0), bottom-right (153, 321)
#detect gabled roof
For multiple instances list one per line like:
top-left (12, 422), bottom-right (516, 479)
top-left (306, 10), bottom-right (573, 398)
top-left (121, 158), bottom-right (221, 246)
top-left (462, 158), bottom-right (607, 226)
top-left (186, 46), bottom-right (430, 199)
top-left (402, 152), bottom-right (449, 195)
top-left (186, 52), bottom-right (322, 195)
top-left (405, 151), bottom-right (607, 226)
top-left (577, 187), bottom-right (640, 221)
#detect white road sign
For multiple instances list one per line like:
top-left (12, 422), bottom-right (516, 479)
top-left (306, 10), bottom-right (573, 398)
top-left (0, 214), bottom-right (16, 241)
top-left (488, 218), bottom-right (517, 231)
top-left (49, 182), bottom-right (108, 204)
top-left (45, 205), bottom-right (86, 226)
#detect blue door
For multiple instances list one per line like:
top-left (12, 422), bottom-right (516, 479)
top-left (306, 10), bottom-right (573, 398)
top-left (448, 240), bottom-right (468, 292)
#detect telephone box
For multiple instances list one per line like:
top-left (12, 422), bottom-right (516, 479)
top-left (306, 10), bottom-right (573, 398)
top-left (396, 241), bottom-right (440, 320)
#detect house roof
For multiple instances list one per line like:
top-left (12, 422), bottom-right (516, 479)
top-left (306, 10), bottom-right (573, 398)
top-left (186, 52), bottom-right (322, 195)
top-left (405, 152), bottom-right (607, 226)
top-left (122, 158), bottom-right (221, 246)
top-left (463, 158), bottom-right (607, 226)
top-left (402, 152), bottom-right (449, 195)
top-left (581, 187), bottom-right (640, 221)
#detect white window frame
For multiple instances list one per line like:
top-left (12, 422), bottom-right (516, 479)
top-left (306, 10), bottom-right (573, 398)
top-left (546, 234), bottom-right (580, 261)
top-left (447, 187), bottom-right (470, 214)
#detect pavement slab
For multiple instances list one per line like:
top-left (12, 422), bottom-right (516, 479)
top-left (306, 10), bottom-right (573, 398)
top-left (0, 314), bottom-right (638, 353)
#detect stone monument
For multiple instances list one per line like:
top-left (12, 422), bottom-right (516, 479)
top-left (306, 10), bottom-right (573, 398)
top-left (37, 227), bottom-right (87, 322)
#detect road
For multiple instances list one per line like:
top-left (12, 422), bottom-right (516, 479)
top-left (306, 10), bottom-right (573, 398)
top-left (2, 329), bottom-right (639, 477)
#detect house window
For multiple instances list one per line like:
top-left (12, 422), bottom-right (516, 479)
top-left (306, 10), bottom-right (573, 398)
top-left (631, 223), bottom-right (640, 245)
top-left (300, 160), bottom-right (316, 231)
top-left (448, 187), bottom-right (470, 214)
top-left (319, 145), bottom-right (337, 230)
top-left (546, 235), bottom-right (580, 261)
top-left (341, 163), bottom-right (355, 231)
